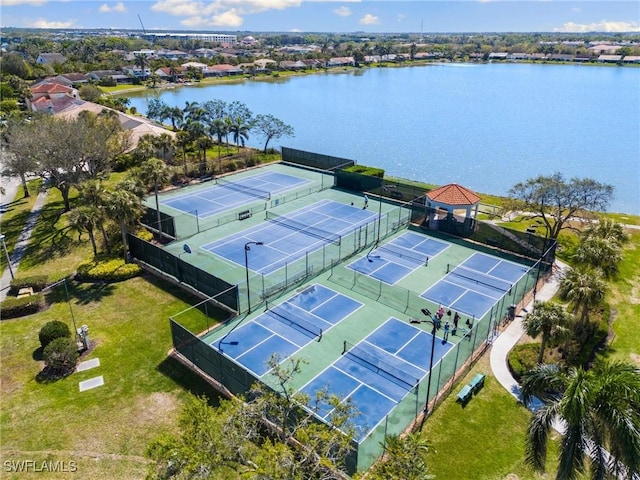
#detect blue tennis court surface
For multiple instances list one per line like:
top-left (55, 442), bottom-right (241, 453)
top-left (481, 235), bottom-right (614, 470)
top-left (421, 252), bottom-right (530, 319)
top-left (300, 317), bottom-right (453, 442)
top-left (162, 172), bottom-right (312, 218)
top-left (202, 200), bottom-right (379, 274)
top-left (212, 284), bottom-right (362, 376)
top-left (348, 232), bottom-right (450, 284)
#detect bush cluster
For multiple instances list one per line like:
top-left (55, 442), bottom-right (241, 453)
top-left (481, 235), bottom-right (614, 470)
top-left (43, 337), bottom-right (79, 377)
top-left (39, 320), bottom-right (71, 349)
top-left (9, 275), bottom-right (49, 295)
top-left (343, 165), bottom-right (385, 178)
top-left (0, 294), bottom-right (45, 319)
top-left (75, 257), bottom-right (141, 282)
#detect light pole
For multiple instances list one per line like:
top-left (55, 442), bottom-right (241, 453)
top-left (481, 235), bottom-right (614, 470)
top-left (244, 241), bottom-right (263, 313)
top-left (420, 307), bottom-right (438, 422)
top-left (43, 278), bottom-right (78, 334)
top-left (0, 234), bottom-right (14, 280)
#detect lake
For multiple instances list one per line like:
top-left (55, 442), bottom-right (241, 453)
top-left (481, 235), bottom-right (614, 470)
top-left (125, 63), bottom-right (640, 215)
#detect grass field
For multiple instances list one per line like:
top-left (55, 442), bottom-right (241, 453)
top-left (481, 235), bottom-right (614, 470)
top-left (1, 177), bottom-right (637, 478)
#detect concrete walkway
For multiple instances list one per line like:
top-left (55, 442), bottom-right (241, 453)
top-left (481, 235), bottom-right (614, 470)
top-left (0, 176), bottom-right (48, 302)
top-left (489, 260), bottom-right (568, 404)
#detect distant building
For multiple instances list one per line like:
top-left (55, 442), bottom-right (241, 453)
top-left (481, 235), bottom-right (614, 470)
top-left (36, 53), bottom-right (67, 65)
top-left (143, 32), bottom-right (236, 45)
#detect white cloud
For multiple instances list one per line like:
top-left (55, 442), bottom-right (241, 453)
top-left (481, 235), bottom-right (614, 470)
top-left (359, 13), bottom-right (379, 26)
top-left (334, 6), bottom-right (350, 17)
top-left (397, 13), bottom-right (405, 22)
top-left (1, 0), bottom-right (47, 5)
top-left (30, 18), bottom-right (75, 28)
top-left (153, 0), bottom-right (301, 17)
top-left (181, 9), bottom-right (244, 27)
top-left (571, 7), bottom-right (581, 13)
top-left (554, 20), bottom-right (640, 33)
top-left (99, 2), bottom-right (126, 13)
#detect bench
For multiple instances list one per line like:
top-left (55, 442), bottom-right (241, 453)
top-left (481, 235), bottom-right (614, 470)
top-left (456, 384), bottom-right (473, 404)
top-left (470, 373), bottom-right (486, 393)
top-left (237, 210), bottom-right (252, 221)
top-left (390, 190), bottom-right (403, 199)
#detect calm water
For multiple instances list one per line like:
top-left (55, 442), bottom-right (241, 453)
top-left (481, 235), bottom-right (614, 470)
top-left (126, 63), bottom-right (640, 214)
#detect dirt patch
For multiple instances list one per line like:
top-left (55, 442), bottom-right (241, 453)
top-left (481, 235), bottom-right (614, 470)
top-left (134, 392), bottom-right (180, 425)
top-left (629, 353), bottom-right (640, 367)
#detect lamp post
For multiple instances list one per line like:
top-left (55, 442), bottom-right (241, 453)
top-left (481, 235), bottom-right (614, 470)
top-left (244, 241), bottom-right (263, 313)
top-left (420, 307), bottom-right (438, 420)
top-left (0, 234), bottom-right (14, 280)
top-left (43, 278), bottom-right (78, 335)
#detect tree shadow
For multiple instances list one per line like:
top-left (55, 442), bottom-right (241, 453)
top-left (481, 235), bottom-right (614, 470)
top-left (44, 279), bottom-right (116, 307)
top-left (156, 356), bottom-right (222, 407)
top-left (35, 365), bottom-right (74, 384)
top-left (32, 346), bottom-right (44, 361)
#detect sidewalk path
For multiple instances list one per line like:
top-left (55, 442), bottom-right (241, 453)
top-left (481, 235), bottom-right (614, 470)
top-left (0, 183), bottom-right (48, 302)
top-left (489, 260), bottom-right (568, 403)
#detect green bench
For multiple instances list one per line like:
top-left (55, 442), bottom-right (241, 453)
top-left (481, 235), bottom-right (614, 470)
top-left (470, 373), bottom-right (486, 393)
top-left (456, 384), bottom-right (473, 404)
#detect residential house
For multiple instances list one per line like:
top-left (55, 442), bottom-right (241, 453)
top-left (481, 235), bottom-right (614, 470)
top-left (208, 64), bottom-right (243, 76)
top-left (253, 58), bottom-right (277, 72)
top-left (122, 65), bottom-right (152, 78)
top-left (26, 82), bottom-right (80, 114)
top-left (597, 54), bottom-right (622, 63)
top-left (36, 52), bottom-right (67, 65)
top-left (548, 54), bottom-right (575, 62)
top-left (588, 44), bottom-right (620, 55)
top-left (54, 101), bottom-right (176, 153)
top-left (529, 53), bottom-right (547, 61)
top-left (327, 57), bottom-right (355, 67)
top-left (507, 53), bottom-right (529, 61)
top-left (192, 48), bottom-right (218, 59)
top-left (181, 61), bottom-right (208, 73)
top-left (622, 55), bottom-right (640, 64)
top-left (157, 49), bottom-right (190, 60)
top-left (301, 59), bottom-right (323, 69)
top-left (87, 70), bottom-right (132, 84)
top-left (488, 52), bottom-right (508, 60)
top-left (279, 60), bottom-right (307, 70)
top-left (155, 66), bottom-right (186, 81)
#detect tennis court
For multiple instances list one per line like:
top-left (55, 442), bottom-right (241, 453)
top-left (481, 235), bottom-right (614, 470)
top-left (211, 284), bottom-right (363, 376)
top-left (202, 200), bottom-right (379, 274)
top-left (421, 252), bottom-right (530, 319)
top-left (300, 317), bottom-right (453, 441)
top-left (162, 171), bottom-right (312, 218)
top-left (347, 231), bottom-right (450, 284)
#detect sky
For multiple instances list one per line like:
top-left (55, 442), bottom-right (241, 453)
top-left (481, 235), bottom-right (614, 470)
top-left (1, 1), bottom-right (639, 34)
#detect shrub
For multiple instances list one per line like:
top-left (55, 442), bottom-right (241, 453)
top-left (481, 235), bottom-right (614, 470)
top-left (507, 343), bottom-right (540, 382)
top-left (0, 294), bottom-right (45, 319)
top-left (9, 274), bottom-right (49, 295)
top-left (43, 337), bottom-right (79, 377)
top-left (343, 165), bottom-right (385, 178)
top-left (76, 257), bottom-right (141, 282)
top-left (136, 229), bottom-right (154, 242)
top-left (39, 320), bottom-right (71, 349)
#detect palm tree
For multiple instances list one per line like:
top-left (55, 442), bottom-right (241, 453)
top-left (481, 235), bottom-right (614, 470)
top-left (573, 236), bottom-right (622, 279)
top-left (152, 133), bottom-right (175, 163)
top-left (68, 206), bottom-right (101, 257)
top-left (78, 179), bottom-right (110, 253)
top-left (137, 158), bottom-right (171, 235)
top-left (106, 187), bottom-right (145, 262)
top-left (229, 117), bottom-right (251, 153)
top-left (175, 130), bottom-right (191, 176)
top-left (168, 106), bottom-right (183, 131)
top-left (209, 118), bottom-right (228, 170)
top-left (133, 53), bottom-right (148, 79)
top-left (521, 360), bottom-right (640, 480)
top-left (195, 136), bottom-right (213, 173)
top-left (523, 301), bottom-right (571, 364)
top-left (582, 218), bottom-right (628, 246)
top-left (558, 267), bottom-right (605, 324)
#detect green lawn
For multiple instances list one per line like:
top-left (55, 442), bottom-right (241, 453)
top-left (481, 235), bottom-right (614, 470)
top-left (421, 356), bottom-right (558, 480)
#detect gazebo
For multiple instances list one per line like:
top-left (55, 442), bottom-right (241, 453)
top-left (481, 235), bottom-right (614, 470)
top-left (425, 183), bottom-right (481, 235)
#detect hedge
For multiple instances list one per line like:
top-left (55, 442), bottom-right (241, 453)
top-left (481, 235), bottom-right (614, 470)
top-left (39, 320), bottom-right (71, 349)
top-left (343, 165), bottom-right (385, 178)
top-left (75, 257), bottom-right (141, 282)
top-left (9, 275), bottom-right (49, 295)
top-left (1, 294), bottom-right (45, 319)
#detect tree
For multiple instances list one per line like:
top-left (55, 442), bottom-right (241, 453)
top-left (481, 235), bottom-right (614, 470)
top-left (146, 98), bottom-right (170, 123)
top-left (43, 337), bottom-right (79, 378)
top-left (573, 237), bottom-right (622, 279)
top-left (78, 84), bottom-right (104, 102)
top-left (78, 179), bottom-right (110, 252)
top-left (106, 186), bottom-right (145, 262)
top-left (253, 114), bottom-right (295, 153)
top-left (152, 133), bottom-right (175, 163)
top-left (137, 158), bottom-right (171, 235)
top-left (365, 433), bottom-right (433, 480)
top-left (521, 361), bottom-right (640, 480)
top-left (68, 205), bottom-right (102, 256)
top-left (582, 218), bottom-right (628, 247)
top-left (133, 53), bottom-right (148, 79)
top-left (508, 173), bottom-right (614, 240)
top-left (522, 301), bottom-right (571, 364)
top-left (39, 320), bottom-right (71, 349)
top-left (228, 116), bottom-right (251, 153)
top-left (209, 118), bottom-right (228, 169)
top-left (558, 266), bottom-right (605, 325)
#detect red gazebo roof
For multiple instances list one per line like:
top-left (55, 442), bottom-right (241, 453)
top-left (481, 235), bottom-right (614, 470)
top-left (426, 183), bottom-right (480, 206)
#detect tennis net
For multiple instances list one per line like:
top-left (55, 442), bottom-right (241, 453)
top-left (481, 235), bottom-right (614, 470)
top-left (342, 341), bottom-right (419, 391)
top-left (217, 177), bottom-right (271, 200)
top-left (266, 302), bottom-right (323, 341)
top-left (265, 211), bottom-right (341, 246)
top-left (376, 244), bottom-right (428, 266)
top-left (447, 264), bottom-right (512, 292)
